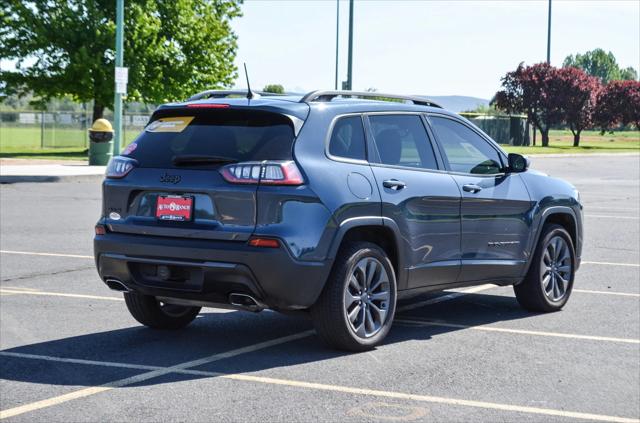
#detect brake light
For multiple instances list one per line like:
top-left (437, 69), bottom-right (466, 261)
top-left (106, 156), bottom-right (138, 179)
top-left (248, 237), bottom-right (280, 248)
top-left (186, 104), bottom-right (230, 109)
top-left (220, 161), bottom-right (304, 186)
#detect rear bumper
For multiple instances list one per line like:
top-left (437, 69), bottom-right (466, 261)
top-left (94, 232), bottom-right (331, 310)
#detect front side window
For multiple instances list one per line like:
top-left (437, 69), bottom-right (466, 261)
top-left (369, 114), bottom-right (438, 170)
top-left (328, 116), bottom-right (366, 161)
top-left (429, 116), bottom-right (503, 175)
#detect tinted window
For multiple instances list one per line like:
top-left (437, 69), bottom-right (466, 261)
top-left (125, 109), bottom-right (295, 169)
top-left (328, 116), bottom-right (366, 160)
top-left (429, 116), bottom-right (503, 174)
top-left (369, 115), bottom-right (438, 170)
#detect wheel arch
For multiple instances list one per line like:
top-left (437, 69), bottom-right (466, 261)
top-left (327, 217), bottom-right (408, 289)
top-left (522, 206), bottom-right (579, 279)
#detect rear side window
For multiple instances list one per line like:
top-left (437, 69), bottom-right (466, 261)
top-left (328, 116), bottom-right (366, 161)
top-left (369, 115), bottom-right (438, 170)
top-left (124, 109), bottom-right (295, 168)
top-left (429, 116), bottom-right (503, 175)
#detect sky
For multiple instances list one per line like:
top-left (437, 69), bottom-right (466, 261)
top-left (231, 0), bottom-right (640, 99)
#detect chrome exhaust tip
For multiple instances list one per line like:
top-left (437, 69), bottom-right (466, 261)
top-left (105, 278), bottom-right (130, 293)
top-left (228, 293), bottom-right (264, 312)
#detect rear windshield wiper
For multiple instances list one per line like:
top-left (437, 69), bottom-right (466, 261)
top-left (172, 155), bottom-right (238, 166)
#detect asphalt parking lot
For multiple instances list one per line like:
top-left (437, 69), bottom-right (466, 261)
top-left (1, 154), bottom-right (639, 422)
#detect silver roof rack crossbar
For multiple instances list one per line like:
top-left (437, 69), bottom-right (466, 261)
top-left (187, 90), bottom-right (287, 102)
top-left (299, 90), bottom-right (442, 108)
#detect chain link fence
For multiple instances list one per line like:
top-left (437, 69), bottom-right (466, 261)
top-left (1, 109), bottom-right (531, 152)
top-left (0, 110), bottom-right (152, 151)
top-left (460, 113), bottom-right (531, 146)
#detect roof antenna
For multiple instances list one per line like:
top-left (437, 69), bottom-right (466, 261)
top-left (244, 63), bottom-right (260, 100)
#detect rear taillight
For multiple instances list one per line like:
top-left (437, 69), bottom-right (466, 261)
top-left (106, 156), bottom-right (138, 179)
top-left (220, 161), bottom-right (304, 186)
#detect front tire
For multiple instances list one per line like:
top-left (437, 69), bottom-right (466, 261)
top-left (124, 292), bottom-right (201, 329)
top-left (311, 242), bottom-right (397, 352)
top-left (514, 224), bottom-right (576, 312)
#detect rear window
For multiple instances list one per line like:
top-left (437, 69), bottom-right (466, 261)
top-left (124, 109), bottom-right (295, 168)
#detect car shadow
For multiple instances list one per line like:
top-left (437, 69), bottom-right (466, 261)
top-left (1, 291), bottom-right (538, 388)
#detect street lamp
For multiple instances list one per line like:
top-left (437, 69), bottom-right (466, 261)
top-left (546, 0), bottom-right (552, 63)
top-left (113, 0), bottom-right (125, 156)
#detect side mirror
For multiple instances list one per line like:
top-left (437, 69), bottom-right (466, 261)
top-left (507, 153), bottom-right (530, 173)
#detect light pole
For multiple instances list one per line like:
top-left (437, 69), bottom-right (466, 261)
top-left (345, 0), bottom-right (354, 90)
top-left (546, 0), bottom-right (552, 63)
top-left (334, 0), bottom-right (339, 90)
top-left (113, 0), bottom-right (125, 155)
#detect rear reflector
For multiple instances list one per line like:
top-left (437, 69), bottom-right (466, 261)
top-left (248, 237), bottom-right (280, 248)
top-left (220, 161), bottom-right (304, 185)
top-left (95, 224), bottom-right (106, 235)
top-left (186, 104), bottom-right (230, 109)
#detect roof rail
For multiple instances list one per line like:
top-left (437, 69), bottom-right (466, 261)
top-left (299, 90), bottom-right (442, 108)
top-left (187, 90), bottom-right (286, 101)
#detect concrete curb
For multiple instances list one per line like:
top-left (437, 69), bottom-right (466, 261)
top-left (0, 174), bottom-right (105, 184)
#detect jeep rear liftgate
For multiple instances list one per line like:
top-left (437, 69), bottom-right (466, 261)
top-left (102, 108), bottom-right (298, 241)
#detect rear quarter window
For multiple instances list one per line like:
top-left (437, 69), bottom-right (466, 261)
top-left (124, 109), bottom-right (295, 169)
top-left (328, 115), bottom-right (366, 161)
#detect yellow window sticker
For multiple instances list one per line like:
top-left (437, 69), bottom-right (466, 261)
top-left (146, 116), bottom-right (195, 133)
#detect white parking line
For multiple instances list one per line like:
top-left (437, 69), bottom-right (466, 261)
top-left (397, 284), bottom-right (494, 313)
top-left (585, 214), bottom-right (639, 220)
top-left (0, 289), bottom-right (123, 302)
top-left (0, 250), bottom-right (93, 259)
top-left (2, 249), bottom-right (638, 268)
top-left (0, 330), bottom-right (315, 420)
top-left (582, 261), bottom-right (640, 267)
top-left (397, 319), bottom-right (640, 344)
top-left (573, 289), bottom-right (640, 297)
top-left (1, 351), bottom-right (637, 423)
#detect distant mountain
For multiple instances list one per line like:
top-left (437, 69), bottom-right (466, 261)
top-left (418, 95), bottom-right (490, 113)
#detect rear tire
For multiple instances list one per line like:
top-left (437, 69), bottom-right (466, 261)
top-left (514, 224), bottom-right (576, 312)
top-left (124, 292), bottom-right (201, 329)
top-left (311, 242), bottom-right (397, 352)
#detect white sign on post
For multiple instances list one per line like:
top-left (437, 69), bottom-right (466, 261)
top-left (115, 66), bottom-right (128, 95)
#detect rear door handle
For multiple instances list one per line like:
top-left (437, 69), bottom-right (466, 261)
top-left (383, 179), bottom-right (406, 190)
top-left (462, 184), bottom-right (482, 193)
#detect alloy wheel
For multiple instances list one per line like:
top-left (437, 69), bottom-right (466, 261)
top-left (541, 236), bottom-right (572, 302)
top-left (344, 257), bottom-right (391, 338)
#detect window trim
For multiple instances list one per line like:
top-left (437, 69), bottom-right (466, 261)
top-left (324, 113), bottom-right (369, 165)
top-left (425, 113), bottom-right (508, 177)
top-left (363, 111), bottom-right (444, 173)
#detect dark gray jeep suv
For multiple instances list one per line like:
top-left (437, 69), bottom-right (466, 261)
top-left (94, 90), bottom-right (583, 351)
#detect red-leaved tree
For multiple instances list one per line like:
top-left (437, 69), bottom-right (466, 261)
top-left (492, 63), bottom-right (564, 147)
top-left (554, 67), bottom-right (602, 146)
top-left (594, 80), bottom-right (640, 132)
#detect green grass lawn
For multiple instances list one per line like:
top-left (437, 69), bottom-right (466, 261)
top-left (0, 126), bottom-right (140, 160)
top-left (502, 130), bottom-right (639, 155)
top-left (1, 126), bottom-right (638, 160)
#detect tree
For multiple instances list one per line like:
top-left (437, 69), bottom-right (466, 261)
top-left (0, 0), bottom-right (242, 122)
top-left (563, 48), bottom-right (637, 83)
top-left (594, 80), bottom-right (640, 132)
top-left (492, 63), bottom-right (564, 147)
top-left (263, 84), bottom-right (285, 94)
top-left (620, 67), bottom-right (639, 81)
top-left (554, 67), bottom-right (601, 146)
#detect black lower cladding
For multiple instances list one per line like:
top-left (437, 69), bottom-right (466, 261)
top-left (94, 232), bottom-right (331, 309)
